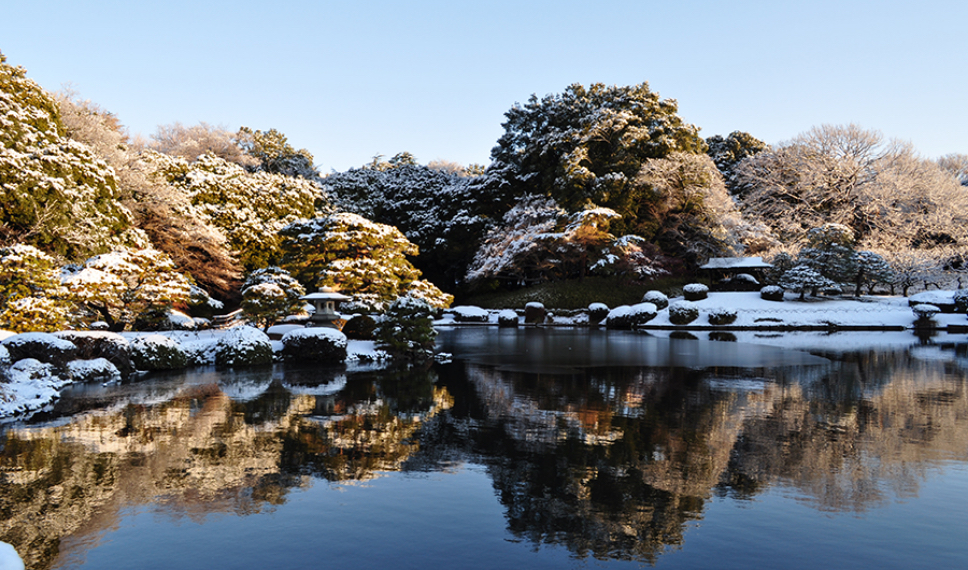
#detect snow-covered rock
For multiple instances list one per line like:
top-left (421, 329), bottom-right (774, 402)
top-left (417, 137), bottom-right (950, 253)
top-left (498, 309), bottom-right (519, 327)
top-left (605, 303), bottom-right (658, 329)
top-left (67, 358), bottom-right (122, 383)
top-left (588, 303), bottom-right (610, 324)
top-left (909, 291), bottom-right (956, 312)
top-left (215, 326), bottom-right (274, 367)
top-left (452, 305), bottom-right (489, 323)
top-left (524, 302), bottom-right (546, 324)
top-left (1, 332), bottom-right (77, 368)
top-left (129, 334), bottom-right (190, 371)
top-left (0, 358), bottom-right (70, 417)
top-left (55, 331), bottom-right (133, 376)
top-left (281, 327), bottom-right (348, 363)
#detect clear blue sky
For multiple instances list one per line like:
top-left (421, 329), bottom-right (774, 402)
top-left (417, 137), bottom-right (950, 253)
top-left (2, 0), bottom-right (965, 172)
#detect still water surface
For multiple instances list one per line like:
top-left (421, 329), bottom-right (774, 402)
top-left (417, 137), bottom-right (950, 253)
top-left (2, 328), bottom-right (967, 569)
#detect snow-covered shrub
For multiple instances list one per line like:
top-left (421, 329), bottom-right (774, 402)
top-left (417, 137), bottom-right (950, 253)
top-left (642, 290), bottom-right (668, 310)
top-left (587, 303), bottom-right (609, 324)
top-left (911, 304), bottom-right (941, 323)
top-left (605, 303), bottom-right (657, 329)
top-left (908, 291), bottom-right (957, 313)
top-left (707, 307), bottom-right (738, 326)
top-left (524, 302), bottom-right (546, 324)
top-left (452, 305), bottom-right (489, 323)
top-left (1, 333), bottom-right (77, 368)
top-left (374, 295), bottom-right (437, 359)
top-left (342, 314), bottom-right (377, 340)
top-left (498, 309), bottom-right (519, 327)
top-left (282, 327), bottom-right (348, 364)
top-left (215, 326), bottom-right (274, 367)
top-left (0, 244), bottom-right (71, 332)
top-left (954, 289), bottom-right (968, 313)
top-left (129, 335), bottom-right (190, 371)
top-left (55, 331), bottom-right (133, 377)
top-left (760, 286), bottom-right (784, 302)
top-left (240, 266), bottom-right (306, 331)
top-left (67, 358), bottom-right (121, 383)
top-left (683, 283), bottom-right (708, 301)
top-left (668, 301), bottom-right (699, 325)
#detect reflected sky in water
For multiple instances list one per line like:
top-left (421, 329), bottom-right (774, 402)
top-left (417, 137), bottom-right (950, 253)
top-left (1, 329), bottom-right (967, 569)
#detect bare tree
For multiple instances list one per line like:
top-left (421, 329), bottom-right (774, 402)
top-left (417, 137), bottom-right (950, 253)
top-left (736, 124), bottom-right (968, 252)
top-left (149, 122), bottom-right (257, 167)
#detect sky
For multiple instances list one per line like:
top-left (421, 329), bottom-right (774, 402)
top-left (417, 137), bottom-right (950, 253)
top-left (1, 0), bottom-right (965, 172)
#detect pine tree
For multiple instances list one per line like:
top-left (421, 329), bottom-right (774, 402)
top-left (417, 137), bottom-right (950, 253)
top-left (240, 266), bottom-right (306, 331)
top-left (374, 295), bottom-right (437, 360)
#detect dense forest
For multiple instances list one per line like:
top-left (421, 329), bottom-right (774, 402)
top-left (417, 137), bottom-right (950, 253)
top-left (2, 51), bottom-right (968, 332)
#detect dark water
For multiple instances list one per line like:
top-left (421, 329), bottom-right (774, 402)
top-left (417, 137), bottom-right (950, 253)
top-left (2, 328), bottom-right (967, 569)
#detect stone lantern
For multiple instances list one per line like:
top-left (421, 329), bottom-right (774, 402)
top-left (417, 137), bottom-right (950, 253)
top-left (301, 287), bottom-right (352, 329)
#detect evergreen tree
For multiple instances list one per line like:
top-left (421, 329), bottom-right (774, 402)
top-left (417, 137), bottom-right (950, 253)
top-left (485, 82), bottom-right (707, 236)
top-left (278, 213), bottom-right (452, 311)
top-left (374, 295), bottom-right (437, 360)
top-left (0, 52), bottom-right (131, 259)
top-left (62, 246), bottom-right (193, 331)
top-left (240, 266), bottom-right (306, 331)
top-left (779, 265), bottom-right (833, 300)
top-left (0, 244), bottom-right (71, 332)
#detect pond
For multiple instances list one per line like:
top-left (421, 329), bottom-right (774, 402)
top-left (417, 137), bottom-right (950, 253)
top-left (2, 328), bottom-right (967, 569)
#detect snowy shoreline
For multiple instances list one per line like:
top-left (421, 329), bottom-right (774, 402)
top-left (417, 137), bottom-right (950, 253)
top-left (4, 291), bottom-right (967, 420)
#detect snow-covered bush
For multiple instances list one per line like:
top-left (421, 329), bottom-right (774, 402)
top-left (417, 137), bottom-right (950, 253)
top-left (452, 305), bottom-right (489, 323)
top-left (587, 303), bottom-right (610, 324)
top-left (129, 335), bottom-right (190, 371)
top-left (911, 304), bottom-right (941, 323)
top-left (498, 309), bottom-right (519, 327)
top-left (374, 295), bottom-right (437, 360)
top-left (524, 302), bottom-right (546, 324)
top-left (55, 331), bottom-right (133, 376)
top-left (282, 327), bottom-right (348, 363)
top-left (683, 283), bottom-right (709, 301)
top-left (215, 326), bottom-right (274, 367)
top-left (668, 301), bottom-right (699, 325)
top-left (642, 290), bottom-right (668, 310)
top-left (605, 303), bottom-right (657, 329)
top-left (954, 289), bottom-right (968, 313)
top-left (707, 307), bottom-right (738, 326)
top-left (2, 333), bottom-right (77, 368)
top-left (760, 285), bottom-right (784, 302)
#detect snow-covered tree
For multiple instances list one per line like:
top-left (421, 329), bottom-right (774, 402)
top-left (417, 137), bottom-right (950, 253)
top-left (849, 250), bottom-right (894, 295)
top-left (736, 124), bottom-right (968, 250)
top-left (62, 246), bottom-right (193, 331)
top-left (705, 131), bottom-right (769, 195)
top-left (145, 151), bottom-right (328, 269)
top-left (148, 121), bottom-right (258, 167)
top-left (0, 52), bottom-right (131, 259)
top-left (797, 224), bottom-right (858, 285)
top-left (240, 266), bottom-right (306, 331)
top-left (279, 213), bottom-right (452, 311)
top-left (484, 82), bottom-right (707, 236)
top-left (235, 126), bottom-right (319, 180)
top-left (0, 244), bottom-right (71, 332)
top-left (374, 295), bottom-right (437, 360)
top-left (779, 265), bottom-right (834, 300)
top-left (324, 163), bottom-right (489, 288)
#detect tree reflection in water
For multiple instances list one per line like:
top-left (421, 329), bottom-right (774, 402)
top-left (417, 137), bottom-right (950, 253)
top-left (1, 331), bottom-right (967, 569)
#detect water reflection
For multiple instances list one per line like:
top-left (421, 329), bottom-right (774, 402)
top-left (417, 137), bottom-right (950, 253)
top-left (1, 330), bottom-right (967, 568)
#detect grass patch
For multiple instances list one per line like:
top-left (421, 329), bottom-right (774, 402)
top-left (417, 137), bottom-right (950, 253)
top-left (459, 276), bottom-right (703, 310)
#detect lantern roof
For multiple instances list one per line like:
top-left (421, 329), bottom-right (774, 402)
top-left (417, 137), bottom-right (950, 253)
top-left (301, 287), bottom-right (352, 302)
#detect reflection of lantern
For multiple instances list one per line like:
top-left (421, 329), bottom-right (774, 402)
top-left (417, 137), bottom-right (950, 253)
top-left (301, 287), bottom-right (352, 329)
